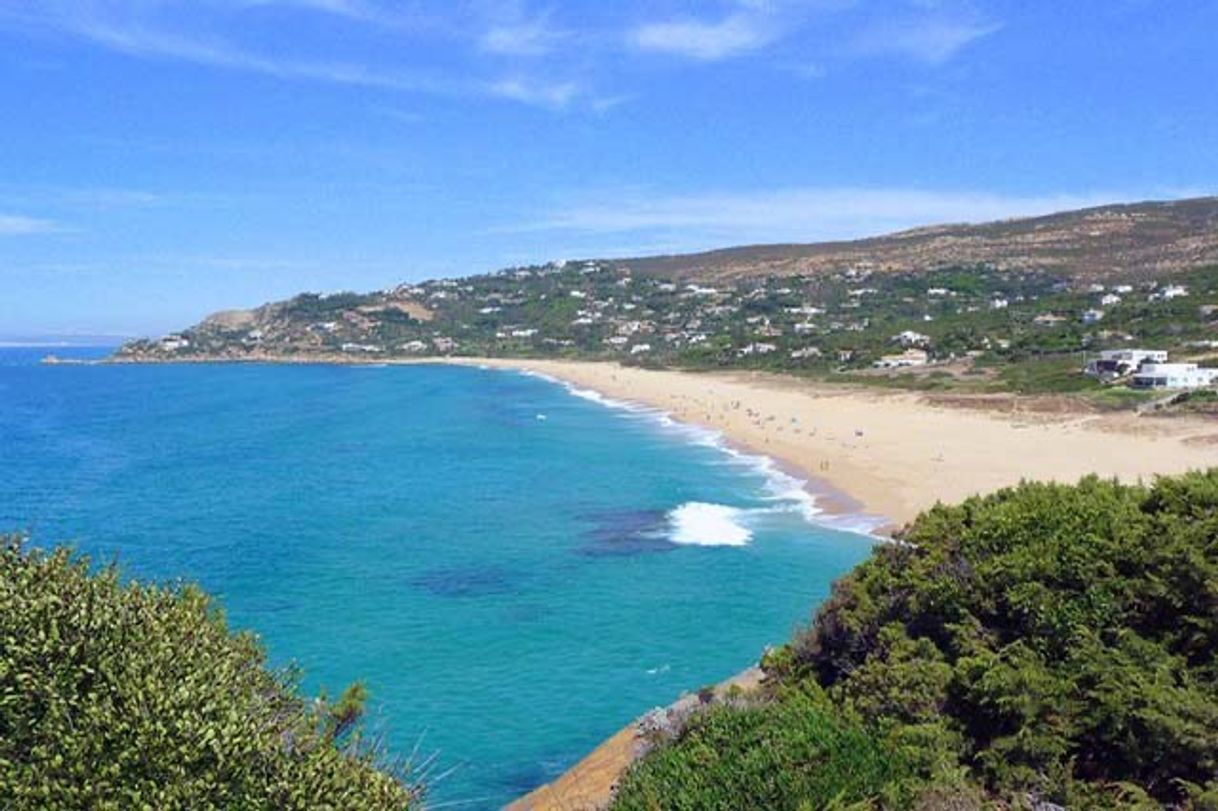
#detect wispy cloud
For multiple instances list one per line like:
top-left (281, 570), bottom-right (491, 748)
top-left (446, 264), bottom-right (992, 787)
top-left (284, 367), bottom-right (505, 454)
top-left (486, 76), bottom-right (582, 109)
top-left (479, 15), bottom-right (567, 57)
top-left (0, 4), bottom-right (590, 109)
top-left (501, 187), bottom-right (1129, 249)
top-left (630, 13), bottom-right (776, 61)
top-left (232, 0), bottom-right (436, 32)
top-left (852, 14), bottom-right (1001, 64)
top-left (0, 184), bottom-right (164, 210)
top-left (45, 14), bottom-right (463, 94)
top-left (0, 213), bottom-right (61, 236)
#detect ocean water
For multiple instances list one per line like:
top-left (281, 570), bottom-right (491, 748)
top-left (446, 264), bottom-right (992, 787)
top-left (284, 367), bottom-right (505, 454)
top-left (0, 347), bottom-right (876, 808)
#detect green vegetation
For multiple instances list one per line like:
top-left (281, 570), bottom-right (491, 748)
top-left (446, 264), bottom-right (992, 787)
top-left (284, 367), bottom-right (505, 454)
top-left (119, 257), bottom-right (1218, 403)
top-left (0, 537), bottom-right (417, 810)
top-left (613, 472), bottom-right (1218, 809)
top-left (614, 693), bottom-right (916, 811)
top-left (1170, 389), bottom-right (1218, 415)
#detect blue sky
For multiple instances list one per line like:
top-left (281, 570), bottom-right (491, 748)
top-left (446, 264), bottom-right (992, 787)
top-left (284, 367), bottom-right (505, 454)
top-left (1, 0), bottom-right (1215, 337)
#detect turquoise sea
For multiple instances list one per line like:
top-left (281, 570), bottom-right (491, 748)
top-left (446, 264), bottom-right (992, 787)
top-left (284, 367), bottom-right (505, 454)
top-left (0, 346), bottom-right (876, 808)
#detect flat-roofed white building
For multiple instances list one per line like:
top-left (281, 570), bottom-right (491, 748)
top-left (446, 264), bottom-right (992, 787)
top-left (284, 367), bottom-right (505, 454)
top-left (1084, 349), bottom-right (1168, 379)
top-left (874, 349), bottom-right (929, 368)
top-left (1132, 363), bottom-right (1218, 390)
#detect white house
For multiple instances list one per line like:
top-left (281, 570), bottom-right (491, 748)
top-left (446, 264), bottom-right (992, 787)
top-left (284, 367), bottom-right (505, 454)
top-left (892, 330), bottom-right (930, 347)
top-left (874, 349), bottom-right (929, 368)
top-left (1132, 363), bottom-right (1218, 390)
top-left (1082, 309), bottom-right (1105, 324)
top-left (1084, 349), bottom-right (1168, 379)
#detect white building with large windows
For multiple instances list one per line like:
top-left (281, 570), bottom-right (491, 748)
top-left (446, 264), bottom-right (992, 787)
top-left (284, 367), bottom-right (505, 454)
top-left (1084, 349), bottom-right (1168, 379)
top-left (1131, 363), bottom-right (1218, 390)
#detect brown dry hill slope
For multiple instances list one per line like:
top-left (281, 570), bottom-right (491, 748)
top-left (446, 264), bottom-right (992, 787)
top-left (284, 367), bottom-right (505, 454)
top-left (614, 196), bottom-right (1218, 281)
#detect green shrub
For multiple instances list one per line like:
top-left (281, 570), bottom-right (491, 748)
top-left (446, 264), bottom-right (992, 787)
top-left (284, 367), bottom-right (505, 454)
top-left (613, 689), bottom-right (915, 811)
top-left (790, 472), bottom-right (1218, 805)
top-left (0, 536), bottom-right (417, 810)
top-left (614, 472), bottom-right (1218, 809)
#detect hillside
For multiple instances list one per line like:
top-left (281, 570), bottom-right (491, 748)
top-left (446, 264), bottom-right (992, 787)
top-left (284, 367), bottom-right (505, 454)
top-left (615, 196), bottom-right (1218, 282)
top-left (114, 196), bottom-right (1218, 398)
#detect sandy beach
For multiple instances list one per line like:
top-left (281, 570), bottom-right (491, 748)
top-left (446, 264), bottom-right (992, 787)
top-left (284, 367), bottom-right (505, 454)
top-left (444, 358), bottom-right (1218, 532)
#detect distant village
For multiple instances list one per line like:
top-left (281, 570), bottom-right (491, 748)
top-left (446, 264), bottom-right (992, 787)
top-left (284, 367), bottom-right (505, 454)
top-left (118, 259), bottom-right (1218, 395)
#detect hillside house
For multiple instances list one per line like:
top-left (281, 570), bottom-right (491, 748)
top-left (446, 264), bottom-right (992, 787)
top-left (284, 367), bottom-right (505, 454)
top-left (1132, 363), bottom-right (1218, 390)
top-left (874, 349), bottom-right (929, 368)
top-left (1084, 349), bottom-right (1168, 380)
top-left (893, 330), bottom-right (930, 347)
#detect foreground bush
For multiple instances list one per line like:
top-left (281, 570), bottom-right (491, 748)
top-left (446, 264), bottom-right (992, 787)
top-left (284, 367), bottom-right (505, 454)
top-left (614, 690), bottom-right (917, 811)
top-left (614, 472), bottom-right (1218, 809)
top-left (0, 537), bottom-right (417, 810)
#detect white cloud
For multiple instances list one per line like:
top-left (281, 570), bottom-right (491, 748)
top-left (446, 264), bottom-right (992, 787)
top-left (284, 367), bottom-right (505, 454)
top-left (853, 15), bottom-right (1001, 64)
top-left (48, 15), bottom-right (462, 94)
top-left (233, 0), bottom-right (429, 31)
top-left (486, 77), bottom-right (581, 108)
top-left (1, 5), bottom-right (588, 109)
top-left (501, 187), bottom-right (1129, 249)
top-left (0, 214), bottom-right (60, 236)
top-left (631, 13), bottom-right (775, 61)
top-left (480, 17), bottom-right (567, 57)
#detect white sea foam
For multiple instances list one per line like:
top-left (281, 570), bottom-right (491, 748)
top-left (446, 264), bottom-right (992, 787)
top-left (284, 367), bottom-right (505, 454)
top-left (667, 502), bottom-right (752, 547)
top-left (507, 367), bottom-right (882, 541)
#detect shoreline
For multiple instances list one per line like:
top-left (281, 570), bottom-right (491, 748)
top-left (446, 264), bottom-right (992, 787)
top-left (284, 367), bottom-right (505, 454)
top-left (434, 357), bottom-right (1218, 531)
top-left (101, 354), bottom-right (1218, 532)
top-left (500, 362), bottom-right (887, 536)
